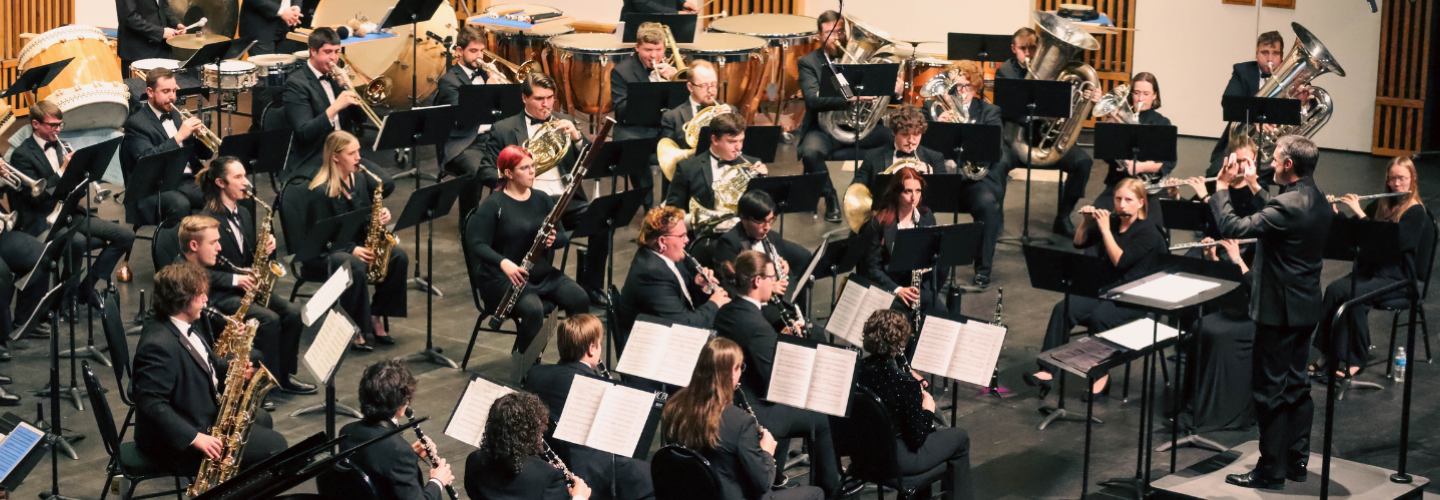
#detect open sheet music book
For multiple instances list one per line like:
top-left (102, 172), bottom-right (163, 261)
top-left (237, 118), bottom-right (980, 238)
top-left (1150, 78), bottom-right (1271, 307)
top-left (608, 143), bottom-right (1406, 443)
top-left (444, 376), bottom-right (519, 448)
top-left (615, 315), bottom-right (713, 387)
top-left (553, 375), bottom-right (660, 458)
top-left (766, 335), bottom-right (859, 417)
top-left (825, 274), bottom-right (896, 346)
top-left (303, 308), bottom-right (358, 384)
top-left (910, 312), bottom-right (1007, 387)
top-left (303, 265), bottom-right (353, 326)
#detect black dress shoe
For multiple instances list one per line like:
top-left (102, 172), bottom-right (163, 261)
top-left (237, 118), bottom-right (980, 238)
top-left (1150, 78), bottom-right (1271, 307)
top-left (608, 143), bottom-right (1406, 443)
top-left (1021, 372), bottom-right (1053, 399)
top-left (351, 342), bottom-right (374, 352)
top-left (0, 344), bottom-right (11, 362)
top-left (1052, 215), bottom-right (1077, 238)
top-left (371, 334), bottom-right (396, 346)
top-left (279, 378), bottom-right (318, 395)
top-left (824, 194), bottom-right (843, 223)
top-left (1225, 470), bottom-right (1284, 490)
top-left (262, 401), bottom-right (277, 412)
top-left (587, 288), bottom-right (610, 307)
top-left (972, 273), bottom-right (991, 289)
top-left (1288, 460), bottom-right (1308, 482)
top-left (0, 387), bottom-right (20, 406)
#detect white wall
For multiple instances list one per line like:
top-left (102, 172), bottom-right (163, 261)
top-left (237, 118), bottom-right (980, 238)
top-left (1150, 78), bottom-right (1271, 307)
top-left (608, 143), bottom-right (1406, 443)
top-left (76, 0), bottom-right (117, 29)
top-left (801, 0), bottom-right (1031, 42)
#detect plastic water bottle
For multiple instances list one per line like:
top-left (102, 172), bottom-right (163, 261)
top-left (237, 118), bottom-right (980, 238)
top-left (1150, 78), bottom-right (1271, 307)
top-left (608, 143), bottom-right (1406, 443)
top-left (1394, 347), bottom-right (1407, 383)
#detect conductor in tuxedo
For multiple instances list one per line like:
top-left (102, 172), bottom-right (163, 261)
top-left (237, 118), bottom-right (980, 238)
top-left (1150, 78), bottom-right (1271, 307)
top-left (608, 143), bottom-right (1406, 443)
top-left (238, 0), bottom-right (303, 55)
top-left (282, 27), bottom-right (394, 193)
top-left (1211, 136), bottom-right (1331, 490)
top-left (665, 112), bottom-right (769, 235)
top-left (524, 315), bottom-right (656, 500)
top-left (466, 392), bottom-right (594, 500)
top-left (115, 0), bottom-right (184, 75)
top-left (1207, 31), bottom-right (1286, 178)
top-left (120, 68), bottom-right (210, 226)
top-left (617, 207), bottom-right (730, 351)
top-left (436, 24), bottom-right (506, 181)
top-left (131, 262), bottom-right (287, 472)
top-left (338, 359), bottom-right (455, 500)
top-left (610, 22), bottom-right (674, 211)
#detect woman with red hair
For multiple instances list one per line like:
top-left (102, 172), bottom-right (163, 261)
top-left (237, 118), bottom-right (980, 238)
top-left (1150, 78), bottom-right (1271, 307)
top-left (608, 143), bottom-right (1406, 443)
top-left (465, 145), bottom-right (590, 356)
top-left (859, 166), bottom-right (944, 314)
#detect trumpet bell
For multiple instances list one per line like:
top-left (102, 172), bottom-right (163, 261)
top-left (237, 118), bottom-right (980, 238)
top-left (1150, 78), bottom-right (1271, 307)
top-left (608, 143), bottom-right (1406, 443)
top-left (842, 182), bottom-right (874, 234)
top-left (657, 137), bottom-right (694, 181)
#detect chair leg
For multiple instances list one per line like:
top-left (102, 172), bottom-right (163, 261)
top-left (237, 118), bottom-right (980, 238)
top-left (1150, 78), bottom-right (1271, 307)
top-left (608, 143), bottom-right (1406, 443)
top-left (461, 315), bottom-right (484, 370)
top-left (99, 469), bottom-right (114, 500)
top-left (1159, 348), bottom-right (1170, 387)
top-left (1420, 307), bottom-right (1431, 361)
top-left (1122, 361), bottom-right (1131, 401)
top-left (174, 476), bottom-right (184, 500)
top-left (289, 280), bottom-right (303, 303)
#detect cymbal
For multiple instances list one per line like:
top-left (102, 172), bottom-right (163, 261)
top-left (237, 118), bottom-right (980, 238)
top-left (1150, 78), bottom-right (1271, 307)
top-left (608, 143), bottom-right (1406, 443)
top-left (896, 39), bottom-right (943, 47)
top-left (167, 33), bottom-right (231, 50)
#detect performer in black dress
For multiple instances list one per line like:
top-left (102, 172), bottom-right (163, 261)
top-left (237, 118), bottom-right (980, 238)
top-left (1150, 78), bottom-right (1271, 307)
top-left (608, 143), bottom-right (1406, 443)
top-left (1024, 178), bottom-right (1166, 399)
top-left (661, 337), bottom-right (823, 500)
top-left (617, 206), bottom-right (729, 347)
top-left (857, 167), bottom-right (943, 313)
top-left (466, 392), bottom-right (593, 500)
top-left (466, 145), bottom-right (589, 354)
top-left (1176, 238), bottom-right (1257, 435)
top-left (1311, 156), bottom-right (1432, 378)
top-left (1091, 72), bottom-right (1174, 223)
top-left (299, 131), bottom-right (409, 349)
top-left (336, 360), bottom-right (454, 500)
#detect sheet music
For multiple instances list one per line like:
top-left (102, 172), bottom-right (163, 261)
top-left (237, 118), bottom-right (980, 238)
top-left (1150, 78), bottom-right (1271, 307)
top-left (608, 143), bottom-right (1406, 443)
top-left (0, 422), bottom-right (41, 481)
top-left (614, 320), bottom-right (669, 381)
top-left (303, 310), bottom-right (356, 383)
top-left (765, 341), bottom-right (816, 409)
top-left (303, 267), bottom-right (353, 326)
top-left (1098, 318), bottom-right (1180, 351)
top-left (553, 375), bottom-right (610, 446)
top-left (806, 345), bottom-right (857, 416)
top-left (444, 378), bottom-right (515, 448)
top-left (825, 279), bottom-right (869, 340)
top-left (844, 287), bottom-right (896, 346)
top-left (1121, 274), bottom-right (1220, 303)
top-left (911, 316), bottom-right (962, 377)
top-left (654, 325), bottom-right (712, 387)
top-left (949, 321), bottom-right (1007, 387)
top-left (582, 385), bottom-right (654, 457)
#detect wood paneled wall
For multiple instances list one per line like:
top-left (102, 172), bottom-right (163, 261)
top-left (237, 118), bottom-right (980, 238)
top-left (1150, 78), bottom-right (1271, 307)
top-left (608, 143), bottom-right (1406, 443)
top-left (1372, 0), bottom-right (1432, 157)
top-left (1034, 0), bottom-right (1135, 128)
top-left (702, 0), bottom-right (804, 29)
top-left (0, 0), bottom-right (74, 110)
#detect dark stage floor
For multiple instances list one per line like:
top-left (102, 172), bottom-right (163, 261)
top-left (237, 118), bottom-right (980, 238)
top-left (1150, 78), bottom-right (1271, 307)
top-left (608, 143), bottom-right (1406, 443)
top-left (14, 132), bottom-right (1438, 500)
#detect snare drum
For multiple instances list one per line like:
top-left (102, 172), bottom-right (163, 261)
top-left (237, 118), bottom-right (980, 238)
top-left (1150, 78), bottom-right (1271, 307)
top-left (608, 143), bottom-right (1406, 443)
top-left (547, 34), bottom-right (634, 116)
top-left (707, 14), bottom-right (818, 131)
top-left (18, 26), bottom-right (130, 131)
top-left (204, 60), bottom-right (258, 90)
top-left (904, 56), bottom-right (952, 105)
top-left (250, 54), bottom-right (298, 88)
top-left (679, 33), bottom-right (767, 120)
top-left (130, 58), bottom-right (182, 81)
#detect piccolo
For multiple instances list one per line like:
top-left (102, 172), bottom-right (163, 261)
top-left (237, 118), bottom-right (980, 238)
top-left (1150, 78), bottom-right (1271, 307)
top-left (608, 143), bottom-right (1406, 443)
top-left (1145, 176), bottom-right (1218, 194)
top-left (1329, 191), bottom-right (1410, 203)
top-left (1169, 238), bottom-right (1257, 251)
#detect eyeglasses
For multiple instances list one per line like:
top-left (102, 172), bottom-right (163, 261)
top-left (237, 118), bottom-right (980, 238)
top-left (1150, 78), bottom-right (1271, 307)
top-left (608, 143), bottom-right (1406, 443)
top-left (744, 215), bottom-right (776, 226)
top-left (689, 83), bottom-right (718, 90)
top-left (661, 231), bottom-right (689, 240)
top-left (38, 120), bottom-right (63, 128)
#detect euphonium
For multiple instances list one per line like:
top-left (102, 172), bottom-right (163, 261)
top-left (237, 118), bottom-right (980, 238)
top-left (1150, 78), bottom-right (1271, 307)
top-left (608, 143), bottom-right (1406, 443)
top-left (689, 155), bottom-right (757, 234)
top-left (840, 157), bottom-right (928, 233)
top-left (331, 55), bottom-right (384, 127)
top-left (1230, 22), bottom-right (1344, 164)
top-left (360, 165), bottom-right (398, 284)
top-left (525, 120), bottom-right (573, 177)
top-left (189, 309), bottom-right (277, 497)
top-left (817, 13), bottom-right (896, 144)
top-left (656, 104), bottom-right (732, 180)
top-left (174, 105), bottom-right (222, 153)
top-left (919, 71), bottom-right (989, 181)
top-left (1003, 11), bottom-right (1101, 167)
top-left (1092, 83), bottom-right (1139, 124)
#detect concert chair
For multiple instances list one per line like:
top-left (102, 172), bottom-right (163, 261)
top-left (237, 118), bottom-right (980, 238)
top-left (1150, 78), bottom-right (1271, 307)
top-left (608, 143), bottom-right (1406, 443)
top-left (457, 207), bottom-right (556, 374)
top-left (100, 287), bottom-right (138, 439)
top-left (315, 458), bottom-right (381, 500)
top-left (829, 385), bottom-right (950, 500)
top-left (278, 179), bottom-right (323, 303)
top-left (1380, 209), bottom-right (1438, 374)
top-left (83, 362), bottom-right (190, 500)
top-left (651, 445), bottom-right (723, 500)
top-left (149, 221), bottom-right (181, 271)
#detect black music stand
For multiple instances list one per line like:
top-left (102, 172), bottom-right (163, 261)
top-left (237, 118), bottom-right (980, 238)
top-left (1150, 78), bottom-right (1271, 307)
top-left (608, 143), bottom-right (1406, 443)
top-left (1221, 95), bottom-right (1303, 128)
top-left (946, 34), bottom-right (1014, 62)
top-left (922, 122), bottom-right (1003, 166)
top-left (620, 14), bottom-right (697, 43)
top-left (1160, 198), bottom-right (1213, 234)
top-left (695, 125), bottom-right (783, 163)
top-left (888, 223), bottom-right (983, 314)
top-left (191, 424), bottom-right (423, 500)
top-left (125, 147), bottom-right (189, 227)
top-left (289, 305), bottom-right (363, 437)
top-left (445, 84), bottom-right (524, 168)
top-left (618, 82), bottom-right (688, 127)
top-left (393, 178), bottom-right (465, 368)
top-left (1323, 217), bottom-right (1401, 388)
top-left (1022, 245), bottom-right (1112, 430)
top-left (993, 78), bottom-right (1073, 245)
top-left (591, 137), bottom-right (659, 195)
top-left (16, 277), bottom-right (84, 499)
top-left (383, 0), bottom-right (446, 181)
top-left (217, 128), bottom-right (293, 192)
top-left (745, 173), bottom-right (825, 237)
top-left (821, 63), bottom-right (900, 180)
top-left (1094, 122), bottom-right (1177, 180)
top-left (291, 210), bottom-right (371, 261)
top-left (568, 189), bottom-right (647, 365)
top-left (376, 105), bottom-right (458, 297)
top-left (1, 59), bottom-right (70, 100)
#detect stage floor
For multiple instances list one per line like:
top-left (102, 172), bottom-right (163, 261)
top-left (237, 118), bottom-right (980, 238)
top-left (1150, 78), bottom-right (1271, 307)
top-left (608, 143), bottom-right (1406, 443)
top-left (1153, 440), bottom-right (1428, 500)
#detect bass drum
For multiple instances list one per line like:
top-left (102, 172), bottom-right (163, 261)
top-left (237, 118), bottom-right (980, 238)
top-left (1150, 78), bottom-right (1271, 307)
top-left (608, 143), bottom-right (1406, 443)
top-left (678, 33), bottom-right (767, 121)
top-left (547, 34), bottom-right (634, 116)
top-left (18, 26), bottom-right (129, 131)
top-left (706, 14), bottom-right (817, 133)
top-left (309, 0), bottom-right (457, 108)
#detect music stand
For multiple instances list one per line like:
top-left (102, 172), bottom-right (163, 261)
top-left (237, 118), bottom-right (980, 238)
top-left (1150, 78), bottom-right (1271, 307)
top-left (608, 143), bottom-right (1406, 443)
top-left (745, 173), bottom-right (825, 237)
top-left (125, 147), bottom-right (189, 227)
top-left (289, 306), bottom-right (364, 436)
top-left (1021, 245), bottom-right (1112, 429)
top-left (217, 128), bottom-right (293, 192)
top-left (946, 34), bottom-right (1014, 62)
top-left (393, 178), bottom-right (465, 368)
top-left (15, 278), bottom-right (86, 496)
top-left (1, 59), bottom-right (70, 100)
top-left (376, 105), bottom-right (458, 296)
top-left (620, 14), bottom-right (697, 43)
top-left (291, 209), bottom-right (371, 261)
top-left (695, 125), bottom-right (783, 163)
top-left (821, 63), bottom-right (900, 176)
top-left (383, 0), bottom-right (448, 180)
top-left (1160, 199), bottom-right (1215, 246)
top-left (993, 78), bottom-right (1073, 245)
top-left (888, 223), bottom-right (983, 312)
top-left (190, 423), bottom-right (424, 500)
top-left (568, 190), bottom-right (647, 365)
top-left (618, 82), bottom-right (688, 127)
top-left (1221, 95), bottom-right (1303, 128)
top-left (1093, 123), bottom-right (1178, 180)
top-left (456, 83), bottom-right (523, 129)
top-left (590, 138), bottom-right (659, 195)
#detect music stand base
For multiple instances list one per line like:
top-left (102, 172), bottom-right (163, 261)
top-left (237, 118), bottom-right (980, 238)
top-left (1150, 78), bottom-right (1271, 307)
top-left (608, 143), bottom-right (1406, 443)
top-left (392, 168), bottom-right (437, 182)
top-left (1155, 433), bottom-right (1226, 453)
top-left (36, 384), bottom-right (85, 411)
top-left (1038, 405), bottom-right (1102, 430)
top-left (1098, 476), bottom-right (1146, 500)
top-left (58, 345), bottom-right (110, 366)
top-left (290, 402), bottom-right (363, 419)
top-left (1336, 378), bottom-right (1384, 400)
top-left (38, 493), bottom-right (83, 500)
top-left (404, 347), bottom-right (459, 369)
top-left (1391, 473), bottom-right (1413, 484)
top-left (409, 277), bottom-right (443, 297)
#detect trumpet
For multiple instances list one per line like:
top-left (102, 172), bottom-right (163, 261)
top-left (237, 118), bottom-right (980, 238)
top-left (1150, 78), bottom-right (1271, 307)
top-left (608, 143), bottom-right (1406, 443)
top-left (1169, 238), bottom-right (1258, 251)
top-left (1329, 191), bottom-right (1410, 203)
top-left (331, 55), bottom-right (383, 127)
top-left (0, 158), bottom-right (46, 198)
top-left (174, 105), bottom-right (222, 153)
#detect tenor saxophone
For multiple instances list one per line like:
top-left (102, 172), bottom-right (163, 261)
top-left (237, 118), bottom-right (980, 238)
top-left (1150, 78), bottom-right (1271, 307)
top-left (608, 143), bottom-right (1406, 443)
top-left (360, 166), bottom-right (397, 284)
top-left (189, 309), bottom-right (277, 497)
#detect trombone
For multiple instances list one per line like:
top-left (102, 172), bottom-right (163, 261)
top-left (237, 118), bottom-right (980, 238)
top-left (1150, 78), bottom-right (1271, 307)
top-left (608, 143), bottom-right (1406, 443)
top-left (477, 49), bottom-right (543, 84)
top-left (331, 54), bottom-right (384, 127)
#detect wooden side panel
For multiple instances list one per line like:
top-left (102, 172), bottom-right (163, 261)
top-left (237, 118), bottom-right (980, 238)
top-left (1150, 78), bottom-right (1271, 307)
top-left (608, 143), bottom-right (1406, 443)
top-left (0, 0), bottom-right (74, 110)
top-left (1371, 0), bottom-right (1431, 157)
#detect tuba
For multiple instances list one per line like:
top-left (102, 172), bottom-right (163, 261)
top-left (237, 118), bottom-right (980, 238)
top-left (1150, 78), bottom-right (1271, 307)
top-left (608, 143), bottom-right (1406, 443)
top-left (1003, 11), bottom-right (1101, 167)
top-left (841, 158), bottom-right (928, 233)
top-left (189, 310), bottom-right (277, 496)
top-left (1230, 22), bottom-right (1344, 164)
top-left (360, 165), bottom-right (398, 284)
top-left (689, 155), bottom-right (758, 234)
top-left (525, 120), bottom-right (573, 177)
top-left (656, 104), bottom-right (732, 179)
top-left (919, 71), bottom-right (989, 181)
top-left (817, 14), bottom-right (895, 144)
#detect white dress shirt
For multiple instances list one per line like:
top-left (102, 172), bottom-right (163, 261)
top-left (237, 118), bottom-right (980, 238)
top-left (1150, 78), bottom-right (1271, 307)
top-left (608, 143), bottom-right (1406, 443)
top-left (309, 61), bottom-right (341, 130)
top-left (32, 136), bottom-right (62, 174)
top-left (169, 316), bottom-right (217, 388)
top-left (650, 248), bottom-right (693, 306)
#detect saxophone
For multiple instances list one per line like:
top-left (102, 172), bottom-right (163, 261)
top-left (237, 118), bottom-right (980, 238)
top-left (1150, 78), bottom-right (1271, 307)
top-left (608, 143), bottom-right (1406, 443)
top-left (218, 189), bottom-right (287, 309)
top-left (189, 309), bottom-right (278, 497)
top-left (360, 165), bottom-right (398, 284)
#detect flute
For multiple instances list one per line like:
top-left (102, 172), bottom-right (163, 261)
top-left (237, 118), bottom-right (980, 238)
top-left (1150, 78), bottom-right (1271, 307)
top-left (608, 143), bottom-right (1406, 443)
top-left (1169, 238), bottom-right (1257, 251)
top-left (404, 409), bottom-right (459, 500)
top-left (1145, 176), bottom-right (1218, 194)
top-left (1329, 191), bottom-right (1410, 203)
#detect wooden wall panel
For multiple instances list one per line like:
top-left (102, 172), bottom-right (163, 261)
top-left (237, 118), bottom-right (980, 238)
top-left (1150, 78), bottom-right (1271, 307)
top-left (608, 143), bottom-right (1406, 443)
top-left (0, 0), bottom-right (73, 111)
top-left (702, 0), bottom-right (801, 29)
top-left (1372, 0), bottom-right (1431, 157)
top-left (1035, 0), bottom-right (1135, 129)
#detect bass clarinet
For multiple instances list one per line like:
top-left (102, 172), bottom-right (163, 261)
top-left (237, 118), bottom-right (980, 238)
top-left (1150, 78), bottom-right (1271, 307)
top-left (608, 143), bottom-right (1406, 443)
top-left (496, 117), bottom-right (615, 319)
top-left (405, 409), bottom-right (459, 500)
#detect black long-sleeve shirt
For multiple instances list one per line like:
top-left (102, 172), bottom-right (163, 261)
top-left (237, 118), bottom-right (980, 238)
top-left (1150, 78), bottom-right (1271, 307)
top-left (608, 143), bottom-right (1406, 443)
top-left (856, 355), bottom-right (934, 451)
top-left (466, 190), bottom-right (570, 284)
top-left (1357, 202), bottom-right (1432, 283)
top-left (1075, 215), bottom-right (1166, 283)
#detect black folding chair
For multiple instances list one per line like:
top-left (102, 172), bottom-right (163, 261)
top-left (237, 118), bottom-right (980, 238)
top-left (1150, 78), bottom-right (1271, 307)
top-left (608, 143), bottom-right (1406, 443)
top-left (830, 385), bottom-right (949, 500)
top-left (83, 362), bottom-right (190, 500)
top-left (651, 445), bottom-right (724, 500)
top-left (100, 287), bottom-right (137, 439)
top-left (315, 458), bottom-right (381, 500)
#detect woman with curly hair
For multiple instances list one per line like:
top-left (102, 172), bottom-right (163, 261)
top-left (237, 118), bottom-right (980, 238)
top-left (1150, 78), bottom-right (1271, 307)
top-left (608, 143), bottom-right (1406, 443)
top-left (857, 310), bottom-right (974, 500)
top-left (465, 392), bottom-right (592, 500)
top-left (335, 359), bottom-right (454, 499)
top-left (663, 338), bottom-right (822, 500)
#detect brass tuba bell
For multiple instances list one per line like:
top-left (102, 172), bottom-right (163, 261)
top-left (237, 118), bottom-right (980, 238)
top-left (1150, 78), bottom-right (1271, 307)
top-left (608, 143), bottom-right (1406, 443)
top-left (1230, 22), bottom-right (1344, 164)
top-left (1003, 11), bottom-right (1101, 167)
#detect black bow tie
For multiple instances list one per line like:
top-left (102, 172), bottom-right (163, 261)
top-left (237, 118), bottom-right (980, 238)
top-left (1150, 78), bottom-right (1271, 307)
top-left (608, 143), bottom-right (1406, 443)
top-left (527, 115), bottom-right (551, 126)
top-left (896, 150), bottom-right (916, 158)
top-left (718, 157), bottom-right (745, 167)
top-left (225, 209), bottom-right (241, 225)
top-left (45, 141), bottom-right (60, 153)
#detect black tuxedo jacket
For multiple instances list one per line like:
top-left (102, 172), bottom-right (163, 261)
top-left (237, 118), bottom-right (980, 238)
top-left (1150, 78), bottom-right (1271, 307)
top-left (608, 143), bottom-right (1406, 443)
top-left (436, 64), bottom-right (492, 164)
top-left (198, 205), bottom-right (260, 300)
top-left (658, 99), bottom-right (698, 146)
top-left (480, 111), bottom-right (591, 177)
top-left (664, 152), bottom-right (759, 211)
top-left (797, 49), bottom-right (851, 137)
top-left (700, 406), bottom-right (778, 500)
top-left (710, 224), bottom-right (812, 285)
top-left (7, 137), bottom-right (89, 236)
top-left (131, 317), bottom-right (225, 460)
top-left (464, 452), bottom-right (570, 500)
top-left (715, 298), bottom-right (778, 400)
top-left (300, 173), bottom-right (379, 254)
top-left (338, 418), bottom-right (444, 500)
top-left (239, 0), bottom-right (288, 45)
top-left (120, 104), bottom-right (211, 179)
top-left (1211, 176), bottom-right (1331, 327)
top-left (859, 209), bottom-right (939, 291)
top-left (611, 57), bottom-right (662, 141)
top-left (995, 58), bottom-right (1027, 80)
top-left (524, 361), bottom-right (598, 422)
top-left (618, 248), bottom-right (719, 333)
top-left (116, 0), bottom-right (179, 61)
top-left (282, 63), bottom-right (363, 180)
top-left (620, 0), bottom-right (685, 20)
top-left (854, 144), bottom-right (947, 189)
top-left (1209, 61), bottom-right (1266, 161)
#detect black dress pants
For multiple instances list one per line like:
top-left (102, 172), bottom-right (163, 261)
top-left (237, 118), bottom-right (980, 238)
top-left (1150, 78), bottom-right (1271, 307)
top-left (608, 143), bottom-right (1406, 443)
top-left (957, 175), bottom-right (1005, 278)
top-left (0, 232), bottom-right (44, 339)
top-left (752, 401), bottom-right (839, 497)
top-left (894, 428), bottom-right (975, 500)
top-left (1312, 273), bottom-right (1403, 370)
top-left (159, 409), bottom-right (286, 474)
top-left (1252, 323), bottom-right (1317, 480)
top-left (301, 247), bottom-right (409, 334)
top-left (59, 216), bottom-right (136, 298)
top-left (212, 292), bottom-right (304, 381)
top-left (479, 271), bottom-right (589, 353)
top-left (1040, 296), bottom-right (1146, 371)
top-left (797, 126), bottom-right (893, 199)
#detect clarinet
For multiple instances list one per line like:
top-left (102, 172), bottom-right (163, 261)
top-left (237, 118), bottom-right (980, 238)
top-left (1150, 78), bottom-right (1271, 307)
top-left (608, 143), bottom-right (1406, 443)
top-left (541, 441), bottom-right (577, 487)
top-left (685, 253), bottom-right (719, 295)
top-left (405, 409), bottom-right (459, 500)
top-left (733, 387), bottom-right (763, 440)
top-left (760, 239), bottom-right (805, 337)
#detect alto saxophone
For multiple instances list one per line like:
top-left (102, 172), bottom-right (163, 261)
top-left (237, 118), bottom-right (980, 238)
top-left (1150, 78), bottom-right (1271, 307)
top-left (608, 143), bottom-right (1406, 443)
top-left (218, 189), bottom-right (287, 309)
top-left (189, 308), bottom-right (277, 496)
top-left (359, 165), bottom-right (397, 284)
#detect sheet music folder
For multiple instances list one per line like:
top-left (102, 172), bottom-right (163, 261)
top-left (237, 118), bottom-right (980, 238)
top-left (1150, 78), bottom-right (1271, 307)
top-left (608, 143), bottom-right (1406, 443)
top-left (764, 335), bottom-right (859, 417)
top-left (910, 309), bottom-right (1007, 388)
top-left (553, 375), bottom-right (667, 459)
top-left (615, 315), bottom-right (714, 387)
top-left (301, 307), bottom-right (359, 384)
top-left (445, 374), bottom-right (521, 448)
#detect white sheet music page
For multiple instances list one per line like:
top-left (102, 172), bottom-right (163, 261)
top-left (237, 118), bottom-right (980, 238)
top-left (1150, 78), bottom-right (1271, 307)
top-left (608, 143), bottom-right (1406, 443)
top-left (582, 385), bottom-right (654, 457)
top-left (1121, 274), bottom-right (1220, 303)
top-left (911, 316), bottom-right (962, 377)
top-left (826, 279), bottom-right (869, 340)
top-left (766, 341), bottom-right (816, 409)
top-left (1098, 318), bottom-right (1181, 351)
top-left (949, 321), bottom-right (1007, 386)
top-left (303, 310), bottom-right (356, 383)
top-left (444, 378), bottom-right (515, 448)
top-left (615, 320), bottom-right (669, 381)
top-left (655, 325), bottom-right (712, 387)
top-left (806, 345), bottom-right (857, 416)
top-left (843, 286), bottom-right (897, 346)
top-left (553, 375), bottom-right (611, 447)
top-left (302, 267), bottom-right (353, 326)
